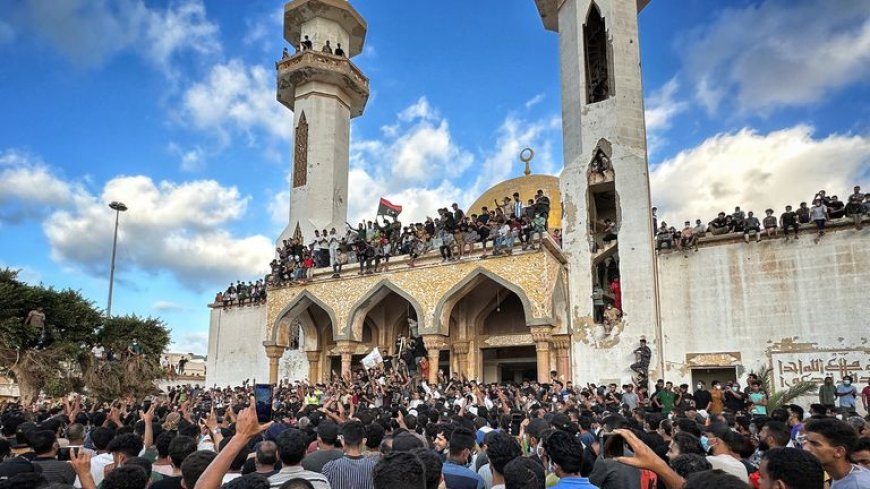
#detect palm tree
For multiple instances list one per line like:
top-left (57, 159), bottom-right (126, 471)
top-left (749, 365), bottom-right (817, 412)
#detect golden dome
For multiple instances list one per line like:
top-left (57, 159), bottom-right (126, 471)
top-left (466, 174), bottom-right (562, 230)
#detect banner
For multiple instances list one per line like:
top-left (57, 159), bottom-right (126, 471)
top-left (377, 198), bottom-right (402, 218)
top-left (361, 347), bottom-right (384, 369)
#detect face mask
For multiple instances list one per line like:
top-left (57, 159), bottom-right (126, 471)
top-left (732, 386), bottom-right (739, 392)
top-left (700, 436), bottom-right (710, 453)
top-left (697, 384), bottom-right (703, 389)
top-left (844, 380), bottom-right (851, 386)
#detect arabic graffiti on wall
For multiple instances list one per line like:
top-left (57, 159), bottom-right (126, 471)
top-left (771, 350), bottom-right (870, 391)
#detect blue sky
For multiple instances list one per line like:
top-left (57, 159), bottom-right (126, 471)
top-left (1, 0), bottom-right (868, 354)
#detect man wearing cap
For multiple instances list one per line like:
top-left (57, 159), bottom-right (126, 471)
top-left (703, 423), bottom-right (749, 483)
top-left (442, 427), bottom-right (484, 489)
top-left (302, 421), bottom-right (343, 473)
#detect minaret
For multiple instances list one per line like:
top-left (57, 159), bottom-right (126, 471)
top-left (535, 0), bottom-right (661, 380)
top-left (277, 0), bottom-right (369, 243)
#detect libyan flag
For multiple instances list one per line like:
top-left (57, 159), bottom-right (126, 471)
top-left (377, 197), bottom-right (402, 218)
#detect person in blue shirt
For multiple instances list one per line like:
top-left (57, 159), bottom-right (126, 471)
top-left (543, 430), bottom-right (598, 488)
top-left (442, 427), bottom-right (485, 489)
top-left (835, 376), bottom-right (858, 413)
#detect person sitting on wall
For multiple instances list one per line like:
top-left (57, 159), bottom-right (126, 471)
top-left (762, 208), bottom-right (778, 240)
top-left (731, 206), bottom-right (746, 233)
top-left (845, 185), bottom-right (865, 230)
top-left (678, 221), bottom-right (697, 252)
top-left (708, 212), bottom-right (729, 236)
top-left (827, 195), bottom-right (846, 219)
top-left (796, 201), bottom-right (811, 224)
top-left (602, 303), bottom-right (621, 335)
top-left (743, 211), bottom-right (761, 243)
top-left (780, 205), bottom-right (800, 240)
top-left (656, 222), bottom-right (674, 251)
top-left (693, 219), bottom-right (706, 238)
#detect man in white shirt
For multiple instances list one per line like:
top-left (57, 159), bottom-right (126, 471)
top-left (703, 423), bottom-right (749, 483)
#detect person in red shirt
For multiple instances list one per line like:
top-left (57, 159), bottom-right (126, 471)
top-left (862, 378), bottom-right (870, 414)
top-left (610, 277), bottom-right (622, 310)
top-left (302, 254), bottom-right (315, 282)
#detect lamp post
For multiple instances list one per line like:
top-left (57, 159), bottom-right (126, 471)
top-left (107, 201), bottom-right (128, 317)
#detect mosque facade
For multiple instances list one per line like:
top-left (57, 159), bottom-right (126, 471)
top-left (207, 0), bottom-right (870, 400)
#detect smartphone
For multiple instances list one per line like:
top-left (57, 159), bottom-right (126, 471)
top-left (602, 433), bottom-right (625, 458)
top-left (254, 384), bottom-right (274, 423)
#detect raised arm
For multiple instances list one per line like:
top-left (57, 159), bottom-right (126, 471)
top-left (194, 396), bottom-right (272, 489)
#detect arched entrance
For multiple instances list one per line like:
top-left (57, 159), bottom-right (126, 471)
top-left (268, 292), bottom-right (338, 384)
top-left (346, 281), bottom-right (424, 376)
top-left (437, 270), bottom-right (544, 383)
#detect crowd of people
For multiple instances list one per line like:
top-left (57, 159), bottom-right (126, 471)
top-left (216, 281), bottom-right (267, 309)
top-left (2, 346), bottom-right (869, 489)
top-left (653, 185), bottom-right (868, 252)
top-left (263, 190), bottom-right (559, 287)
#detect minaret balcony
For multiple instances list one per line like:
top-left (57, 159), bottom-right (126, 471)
top-left (276, 50), bottom-right (370, 117)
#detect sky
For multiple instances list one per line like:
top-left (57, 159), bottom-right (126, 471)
top-left (1, 0), bottom-right (868, 355)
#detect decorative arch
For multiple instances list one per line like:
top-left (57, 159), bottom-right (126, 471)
top-left (269, 290), bottom-right (341, 345)
top-left (584, 2), bottom-right (612, 104)
top-left (346, 279), bottom-right (425, 342)
top-left (431, 268), bottom-right (537, 336)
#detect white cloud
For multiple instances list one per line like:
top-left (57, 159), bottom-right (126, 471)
top-left (0, 150), bottom-right (87, 223)
top-left (0, 150), bottom-right (274, 289)
top-left (524, 93), bottom-right (545, 109)
top-left (353, 97), bottom-right (473, 186)
top-left (168, 143), bottom-right (206, 172)
top-left (650, 125), bottom-right (870, 227)
top-left (342, 98), bottom-right (562, 226)
top-left (682, 0), bottom-right (870, 114)
top-left (15, 0), bottom-right (220, 74)
top-left (463, 114), bottom-right (562, 203)
top-left (243, 6), bottom-right (283, 53)
top-left (182, 59), bottom-right (293, 143)
top-left (170, 331), bottom-right (209, 355)
top-left (644, 77), bottom-right (688, 154)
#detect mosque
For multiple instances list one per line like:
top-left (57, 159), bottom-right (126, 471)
top-left (206, 0), bottom-right (870, 398)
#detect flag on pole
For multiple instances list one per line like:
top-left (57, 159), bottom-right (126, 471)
top-left (377, 198), bottom-right (402, 218)
top-left (361, 347), bottom-right (384, 369)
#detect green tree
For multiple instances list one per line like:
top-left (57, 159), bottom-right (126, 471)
top-left (0, 269), bottom-right (171, 403)
top-left (749, 365), bottom-right (817, 412)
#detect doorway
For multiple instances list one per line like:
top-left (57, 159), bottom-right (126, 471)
top-left (481, 346), bottom-right (537, 383)
top-left (691, 367), bottom-right (738, 389)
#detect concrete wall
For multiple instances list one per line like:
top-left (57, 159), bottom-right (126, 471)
top-left (574, 227), bottom-right (870, 396)
top-left (658, 228), bottom-right (870, 383)
top-left (206, 305), bottom-right (270, 387)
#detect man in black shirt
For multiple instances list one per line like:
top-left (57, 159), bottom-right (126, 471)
top-left (723, 382), bottom-right (746, 413)
top-left (780, 205), bottom-right (799, 240)
top-left (694, 381), bottom-right (712, 412)
top-left (28, 430), bottom-right (75, 484)
top-left (709, 212), bottom-right (729, 235)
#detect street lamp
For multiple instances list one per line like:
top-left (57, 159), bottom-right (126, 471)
top-left (107, 201), bottom-right (128, 317)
